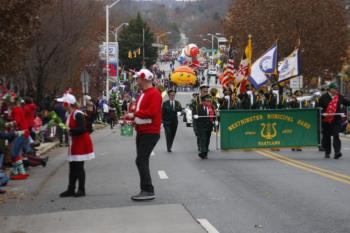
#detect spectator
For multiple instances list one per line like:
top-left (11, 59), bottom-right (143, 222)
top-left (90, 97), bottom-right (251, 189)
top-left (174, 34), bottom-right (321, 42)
top-left (3, 93), bottom-right (30, 180)
top-left (54, 99), bottom-right (69, 147)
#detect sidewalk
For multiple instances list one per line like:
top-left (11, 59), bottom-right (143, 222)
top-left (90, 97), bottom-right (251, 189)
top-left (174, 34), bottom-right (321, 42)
top-left (0, 123), bottom-right (107, 205)
top-left (1, 204), bottom-right (206, 233)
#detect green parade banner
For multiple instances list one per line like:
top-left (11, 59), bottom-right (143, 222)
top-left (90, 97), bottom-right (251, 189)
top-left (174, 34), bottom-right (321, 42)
top-left (220, 109), bottom-right (321, 149)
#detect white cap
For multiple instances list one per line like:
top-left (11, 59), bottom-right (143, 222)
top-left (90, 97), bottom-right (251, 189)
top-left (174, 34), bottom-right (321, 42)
top-left (136, 69), bottom-right (153, 81)
top-left (57, 93), bottom-right (76, 105)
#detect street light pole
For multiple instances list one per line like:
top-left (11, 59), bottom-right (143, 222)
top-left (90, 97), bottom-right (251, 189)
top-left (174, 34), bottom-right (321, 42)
top-left (207, 33), bottom-right (222, 64)
top-left (114, 22), bottom-right (128, 83)
top-left (211, 34), bottom-right (214, 62)
top-left (105, 0), bottom-right (121, 100)
top-left (114, 22), bottom-right (129, 42)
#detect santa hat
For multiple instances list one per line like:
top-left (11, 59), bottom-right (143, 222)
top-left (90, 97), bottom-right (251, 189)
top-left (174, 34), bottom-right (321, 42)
top-left (57, 93), bottom-right (76, 105)
top-left (136, 69), bottom-right (153, 81)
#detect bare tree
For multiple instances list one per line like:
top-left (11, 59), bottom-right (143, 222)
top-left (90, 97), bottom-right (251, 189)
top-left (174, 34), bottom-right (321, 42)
top-left (22, 0), bottom-right (103, 103)
top-left (224, 0), bottom-right (349, 86)
top-left (0, 0), bottom-right (49, 77)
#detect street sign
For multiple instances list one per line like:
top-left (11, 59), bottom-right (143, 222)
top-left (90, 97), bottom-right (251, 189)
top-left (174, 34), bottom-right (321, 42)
top-left (152, 43), bottom-right (164, 48)
top-left (80, 70), bottom-right (91, 94)
top-left (102, 63), bottom-right (118, 81)
top-left (99, 42), bottom-right (119, 62)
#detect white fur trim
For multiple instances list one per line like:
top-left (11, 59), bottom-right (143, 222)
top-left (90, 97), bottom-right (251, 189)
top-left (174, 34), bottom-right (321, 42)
top-left (134, 117), bottom-right (152, 125)
top-left (68, 153), bottom-right (95, 161)
top-left (73, 110), bottom-right (84, 120)
top-left (136, 93), bottom-right (145, 112)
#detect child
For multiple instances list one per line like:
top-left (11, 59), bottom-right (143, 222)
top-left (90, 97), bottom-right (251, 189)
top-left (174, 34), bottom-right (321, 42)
top-left (58, 94), bottom-right (95, 198)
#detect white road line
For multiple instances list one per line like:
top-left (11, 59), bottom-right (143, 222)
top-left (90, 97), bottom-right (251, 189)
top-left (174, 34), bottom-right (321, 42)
top-left (158, 170), bottom-right (169, 179)
top-left (197, 219), bottom-right (220, 233)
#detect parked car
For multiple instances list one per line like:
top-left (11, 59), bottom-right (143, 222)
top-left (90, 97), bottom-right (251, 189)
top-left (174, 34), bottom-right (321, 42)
top-left (182, 104), bottom-right (193, 127)
top-left (207, 67), bottom-right (218, 77)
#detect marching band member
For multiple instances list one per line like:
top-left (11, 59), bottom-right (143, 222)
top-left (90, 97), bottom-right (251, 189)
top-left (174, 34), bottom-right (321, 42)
top-left (162, 90), bottom-right (182, 153)
top-left (194, 94), bottom-right (215, 160)
top-left (318, 83), bottom-right (350, 159)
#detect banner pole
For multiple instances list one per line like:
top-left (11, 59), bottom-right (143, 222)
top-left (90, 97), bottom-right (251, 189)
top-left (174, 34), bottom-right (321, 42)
top-left (216, 113), bottom-right (219, 150)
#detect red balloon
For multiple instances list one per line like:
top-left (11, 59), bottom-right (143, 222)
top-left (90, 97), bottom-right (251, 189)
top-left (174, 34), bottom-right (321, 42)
top-left (190, 47), bottom-right (199, 57)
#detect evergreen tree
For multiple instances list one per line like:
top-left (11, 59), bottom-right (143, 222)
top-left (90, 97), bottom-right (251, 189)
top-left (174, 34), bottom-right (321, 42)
top-left (119, 13), bottom-right (157, 71)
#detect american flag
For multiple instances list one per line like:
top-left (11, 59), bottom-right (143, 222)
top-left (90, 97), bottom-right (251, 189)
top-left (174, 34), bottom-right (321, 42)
top-left (220, 48), bottom-right (235, 87)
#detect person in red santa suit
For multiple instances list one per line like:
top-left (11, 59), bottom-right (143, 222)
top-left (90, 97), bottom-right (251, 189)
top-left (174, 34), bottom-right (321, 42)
top-left (3, 92), bottom-right (30, 180)
top-left (22, 96), bottom-right (37, 142)
top-left (59, 93), bottom-right (95, 198)
top-left (125, 69), bottom-right (162, 201)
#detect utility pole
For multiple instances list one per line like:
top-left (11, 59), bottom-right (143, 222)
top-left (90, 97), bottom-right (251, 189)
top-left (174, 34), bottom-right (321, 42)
top-left (143, 28), bottom-right (145, 68)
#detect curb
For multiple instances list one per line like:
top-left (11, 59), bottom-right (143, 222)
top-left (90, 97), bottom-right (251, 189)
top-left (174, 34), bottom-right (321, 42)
top-left (93, 124), bottom-right (107, 131)
top-left (36, 141), bottom-right (60, 157)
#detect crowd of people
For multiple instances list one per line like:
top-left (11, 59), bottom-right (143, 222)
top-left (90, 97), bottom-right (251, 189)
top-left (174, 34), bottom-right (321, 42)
top-left (0, 84), bottom-right (102, 195)
top-left (0, 91), bottom-right (49, 195)
top-left (187, 82), bottom-right (350, 159)
top-left (0, 60), bottom-right (349, 201)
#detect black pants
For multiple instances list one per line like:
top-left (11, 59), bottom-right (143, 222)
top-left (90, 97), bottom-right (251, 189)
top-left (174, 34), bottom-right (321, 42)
top-left (193, 120), bottom-right (200, 151)
top-left (163, 122), bottom-right (178, 150)
top-left (322, 122), bottom-right (341, 155)
top-left (136, 134), bottom-right (160, 193)
top-left (68, 161), bottom-right (85, 192)
top-left (198, 126), bottom-right (213, 154)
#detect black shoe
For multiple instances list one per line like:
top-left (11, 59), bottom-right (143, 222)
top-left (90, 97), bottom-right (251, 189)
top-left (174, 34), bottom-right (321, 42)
top-left (1, 182), bottom-right (8, 187)
top-left (167, 149), bottom-right (172, 153)
top-left (131, 191), bottom-right (155, 201)
top-left (325, 154), bottom-right (331, 159)
top-left (319, 147), bottom-right (325, 152)
top-left (74, 190), bottom-right (86, 198)
top-left (41, 157), bottom-right (49, 167)
top-left (198, 153), bottom-right (205, 159)
top-left (296, 149), bottom-right (302, 152)
top-left (59, 190), bottom-right (75, 198)
top-left (334, 153), bottom-right (343, 160)
top-left (0, 189), bottom-right (6, 194)
top-left (292, 148), bottom-right (296, 151)
top-left (30, 142), bottom-right (41, 147)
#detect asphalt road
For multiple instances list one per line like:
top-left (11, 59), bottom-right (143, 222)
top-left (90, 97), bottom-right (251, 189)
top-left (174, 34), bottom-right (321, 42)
top-left (1, 92), bottom-right (350, 233)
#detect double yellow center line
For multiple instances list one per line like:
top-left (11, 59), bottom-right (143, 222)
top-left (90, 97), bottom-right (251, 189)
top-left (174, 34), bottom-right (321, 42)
top-left (255, 149), bottom-right (350, 185)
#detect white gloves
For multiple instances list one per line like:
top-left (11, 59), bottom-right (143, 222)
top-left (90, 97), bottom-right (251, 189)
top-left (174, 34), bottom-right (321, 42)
top-left (134, 117), bottom-right (152, 125)
top-left (177, 112), bottom-right (182, 117)
top-left (193, 115), bottom-right (199, 119)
